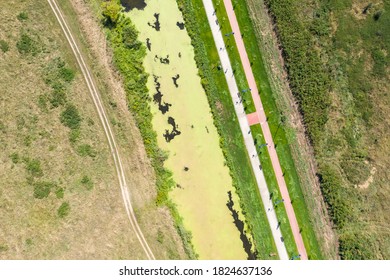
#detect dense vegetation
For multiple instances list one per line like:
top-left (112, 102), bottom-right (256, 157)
top-left (264, 0), bottom-right (331, 145)
top-left (264, 0), bottom-right (390, 259)
top-left (101, 0), bottom-right (196, 259)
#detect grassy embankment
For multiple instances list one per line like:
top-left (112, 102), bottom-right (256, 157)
top-left (177, 0), bottom-right (278, 259)
top-left (264, 0), bottom-right (390, 259)
top-left (211, 0), bottom-right (323, 258)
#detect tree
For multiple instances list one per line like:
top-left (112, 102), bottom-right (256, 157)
top-left (122, 24), bottom-right (141, 49)
top-left (101, 0), bottom-right (122, 26)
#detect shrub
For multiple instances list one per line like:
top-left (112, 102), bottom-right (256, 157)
top-left (25, 158), bottom-right (43, 177)
top-left (77, 144), bottom-right (97, 158)
top-left (371, 48), bottom-right (387, 77)
top-left (101, 0), bottom-right (122, 26)
top-left (264, 0), bottom-right (331, 145)
top-left (339, 233), bottom-right (377, 259)
top-left (157, 229), bottom-right (164, 244)
top-left (57, 202), bottom-right (70, 218)
top-left (17, 12), bottom-right (28, 21)
top-left (373, 10), bottom-right (383, 21)
top-left (0, 245), bottom-right (9, 252)
top-left (0, 40), bottom-right (9, 53)
top-left (122, 24), bottom-right (141, 49)
top-left (16, 33), bottom-right (37, 55)
top-left (44, 57), bottom-right (75, 89)
top-left (37, 94), bottom-right (48, 112)
top-left (23, 135), bottom-right (32, 147)
top-left (55, 187), bottom-right (65, 199)
top-left (318, 165), bottom-right (352, 229)
top-left (81, 175), bottom-right (94, 190)
top-left (60, 104), bottom-right (81, 129)
top-left (33, 181), bottom-right (55, 199)
top-left (69, 128), bottom-right (80, 144)
top-left (25, 239), bottom-right (33, 246)
top-left (10, 152), bottom-right (20, 164)
top-left (50, 89), bottom-right (67, 108)
top-left (59, 67), bottom-right (75, 82)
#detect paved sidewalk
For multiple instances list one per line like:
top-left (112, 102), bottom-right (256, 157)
top-left (247, 112), bottom-right (260, 126)
top-left (202, 0), bottom-right (289, 260)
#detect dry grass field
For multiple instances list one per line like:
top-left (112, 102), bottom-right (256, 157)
top-left (0, 0), bottom-right (186, 259)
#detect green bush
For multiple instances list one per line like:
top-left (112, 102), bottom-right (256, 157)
top-left (57, 202), bottom-right (70, 218)
top-left (318, 165), bottom-right (352, 229)
top-left (37, 94), bottom-right (48, 112)
top-left (25, 158), bottom-right (43, 177)
top-left (339, 233), bottom-right (377, 259)
top-left (17, 12), bottom-right (28, 21)
top-left (59, 67), bottom-right (75, 82)
top-left (16, 33), bottom-right (37, 55)
top-left (371, 48), bottom-right (387, 77)
top-left (10, 152), bottom-right (20, 164)
top-left (55, 187), bottom-right (65, 199)
top-left (157, 229), bottom-right (164, 244)
top-left (50, 87), bottom-right (67, 108)
top-left (0, 40), bottom-right (9, 53)
top-left (0, 244), bottom-right (9, 252)
top-left (60, 104), bottom-right (81, 129)
top-left (122, 24), bottom-right (141, 49)
top-left (77, 144), bottom-right (97, 158)
top-left (69, 128), bottom-right (80, 144)
top-left (101, 0), bottom-right (122, 26)
top-left (43, 57), bottom-right (75, 103)
top-left (81, 175), bottom-right (94, 190)
top-left (33, 181), bottom-right (55, 199)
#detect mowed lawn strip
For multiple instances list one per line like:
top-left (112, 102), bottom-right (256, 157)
top-left (180, 0), bottom-right (278, 258)
top-left (218, 0), bottom-right (323, 259)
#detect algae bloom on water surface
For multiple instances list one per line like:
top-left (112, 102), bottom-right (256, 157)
top-left (127, 0), bottom-right (252, 259)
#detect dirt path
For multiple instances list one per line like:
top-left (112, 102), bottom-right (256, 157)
top-left (47, 0), bottom-right (155, 260)
top-left (222, 0), bottom-right (308, 260)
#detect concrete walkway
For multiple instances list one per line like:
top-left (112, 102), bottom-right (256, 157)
top-left (202, 0), bottom-right (289, 260)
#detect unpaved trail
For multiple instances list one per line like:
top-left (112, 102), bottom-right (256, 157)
top-left (47, 0), bottom-right (155, 260)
